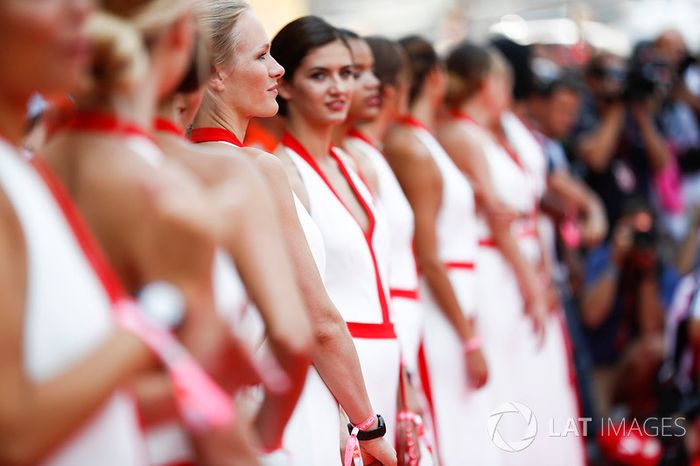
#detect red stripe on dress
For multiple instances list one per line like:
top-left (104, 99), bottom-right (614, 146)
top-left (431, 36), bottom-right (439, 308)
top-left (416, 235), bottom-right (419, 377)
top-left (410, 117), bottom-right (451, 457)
top-left (189, 127), bottom-right (243, 147)
top-left (348, 128), bottom-right (377, 149)
top-left (390, 288), bottom-right (419, 300)
top-left (399, 115), bottom-right (432, 134)
top-left (283, 132), bottom-right (395, 340)
top-left (63, 111), bottom-right (156, 144)
top-left (154, 118), bottom-right (184, 138)
top-left (443, 261), bottom-right (476, 270)
top-left (416, 342), bottom-right (443, 463)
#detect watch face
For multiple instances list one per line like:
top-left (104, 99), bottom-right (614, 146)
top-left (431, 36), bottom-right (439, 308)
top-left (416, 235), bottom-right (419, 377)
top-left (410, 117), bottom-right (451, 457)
top-left (138, 281), bottom-right (186, 329)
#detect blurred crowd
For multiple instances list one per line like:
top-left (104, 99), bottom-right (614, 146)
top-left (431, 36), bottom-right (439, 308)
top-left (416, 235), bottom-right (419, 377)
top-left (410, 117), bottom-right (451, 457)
top-left (491, 29), bottom-right (700, 466)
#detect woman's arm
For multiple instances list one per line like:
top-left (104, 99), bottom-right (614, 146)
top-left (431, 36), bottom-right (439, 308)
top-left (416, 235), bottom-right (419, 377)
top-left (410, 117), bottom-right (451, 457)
top-left (0, 188), bottom-right (156, 465)
top-left (385, 129), bottom-right (487, 387)
top-left (215, 153), bottom-right (313, 450)
top-left (438, 124), bottom-right (546, 339)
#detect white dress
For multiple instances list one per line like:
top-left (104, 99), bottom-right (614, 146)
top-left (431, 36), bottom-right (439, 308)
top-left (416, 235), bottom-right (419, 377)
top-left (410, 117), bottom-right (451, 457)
top-left (283, 133), bottom-right (401, 446)
top-left (457, 112), bottom-right (584, 466)
top-left (0, 140), bottom-right (146, 466)
top-left (345, 132), bottom-right (422, 374)
top-left (280, 195), bottom-right (341, 466)
top-left (401, 119), bottom-right (500, 466)
top-left (190, 132), bottom-right (340, 466)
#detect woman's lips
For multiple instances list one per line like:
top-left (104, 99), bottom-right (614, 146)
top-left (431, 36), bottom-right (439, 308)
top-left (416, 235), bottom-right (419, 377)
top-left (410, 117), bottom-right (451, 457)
top-left (365, 95), bottom-right (381, 107)
top-left (325, 99), bottom-right (347, 112)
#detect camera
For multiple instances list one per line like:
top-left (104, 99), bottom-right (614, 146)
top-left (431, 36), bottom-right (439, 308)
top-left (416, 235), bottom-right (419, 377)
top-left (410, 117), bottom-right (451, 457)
top-left (623, 44), bottom-right (674, 102)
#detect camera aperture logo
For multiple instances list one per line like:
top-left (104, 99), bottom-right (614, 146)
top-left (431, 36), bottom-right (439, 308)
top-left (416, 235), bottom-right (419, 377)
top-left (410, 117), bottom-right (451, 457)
top-left (488, 402), bottom-right (538, 452)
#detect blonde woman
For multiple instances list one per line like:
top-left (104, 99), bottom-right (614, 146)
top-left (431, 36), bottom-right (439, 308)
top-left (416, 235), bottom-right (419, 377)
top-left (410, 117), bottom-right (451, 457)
top-left (190, 4), bottom-right (396, 464)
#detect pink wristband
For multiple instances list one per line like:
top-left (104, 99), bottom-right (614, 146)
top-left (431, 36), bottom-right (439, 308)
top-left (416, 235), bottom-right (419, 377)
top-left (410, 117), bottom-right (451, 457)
top-left (344, 413), bottom-right (376, 466)
top-left (464, 335), bottom-right (483, 353)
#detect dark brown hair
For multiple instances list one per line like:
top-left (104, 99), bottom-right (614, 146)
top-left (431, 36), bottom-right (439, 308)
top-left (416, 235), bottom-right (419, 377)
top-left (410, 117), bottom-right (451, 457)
top-left (365, 36), bottom-right (408, 88)
top-left (445, 41), bottom-right (493, 108)
top-left (271, 15), bottom-right (349, 116)
top-left (398, 35), bottom-right (439, 105)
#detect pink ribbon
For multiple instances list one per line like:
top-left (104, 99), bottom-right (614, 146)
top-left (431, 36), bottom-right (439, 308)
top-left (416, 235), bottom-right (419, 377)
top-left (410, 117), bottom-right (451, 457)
top-left (115, 298), bottom-right (234, 432)
top-left (344, 414), bottom-right (376, 466)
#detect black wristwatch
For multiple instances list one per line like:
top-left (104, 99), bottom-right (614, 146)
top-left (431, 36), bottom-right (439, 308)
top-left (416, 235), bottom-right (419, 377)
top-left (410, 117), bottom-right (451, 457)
top-left (347, 414), bottom-right (386, 441)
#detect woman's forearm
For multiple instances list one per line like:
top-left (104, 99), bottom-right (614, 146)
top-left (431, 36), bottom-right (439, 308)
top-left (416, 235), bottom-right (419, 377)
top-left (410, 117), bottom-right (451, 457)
top-left (311, 316), bottom-right (375, 424)
top-left (0, 331), bottom-right (154, 465)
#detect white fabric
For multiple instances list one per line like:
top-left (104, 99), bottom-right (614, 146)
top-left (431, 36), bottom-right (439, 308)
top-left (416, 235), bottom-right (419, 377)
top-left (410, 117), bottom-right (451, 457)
top-left (502, 113), bottom-right (585, 466)
top-left (0, 142), bottom-right (145, 466)
top-left (405, 124), bottom-right (499, 466)
top-left (281, 193), bottom-right (340, 466)
top-left (345, 136), bottom-right (423, 372)
top-left (286, 144), bottom-right (400, 444)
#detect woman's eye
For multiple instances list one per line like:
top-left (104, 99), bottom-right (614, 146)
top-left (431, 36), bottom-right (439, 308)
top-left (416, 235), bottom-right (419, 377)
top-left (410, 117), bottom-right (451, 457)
top-left (311, 73), bottom-right (325, 81)
top-left (341, 69), bottom-right (354, 79)
top-left (257, 53), bottom-right (267, 61)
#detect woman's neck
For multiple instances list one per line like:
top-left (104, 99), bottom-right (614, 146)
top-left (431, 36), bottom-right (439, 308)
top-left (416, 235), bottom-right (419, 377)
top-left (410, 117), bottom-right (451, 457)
top-left (409, 95), bottom-right (436, 130)
top-left (157, 98), bottom-right (180, 128)
top-left (333, 116), bottom-right (356, 148)
top-left (359, 108), bottom-right (392, 146)
top-left (460, 99), bottom-right (498, 131)
top-left (285, 114), bottom-right (333, 163)
top-left (81, 76), bottom-right (157, 131)
top-left (193, 94), bottom-right (248, 142)
top-left (0, 91), bottom-right (28, 146)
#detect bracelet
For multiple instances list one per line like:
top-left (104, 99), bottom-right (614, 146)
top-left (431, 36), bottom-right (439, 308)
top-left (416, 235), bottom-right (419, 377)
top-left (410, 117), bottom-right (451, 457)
top-left (463, 335), bottom-right (483, 353)
top-left (344, 414), bottom-right (382, 466)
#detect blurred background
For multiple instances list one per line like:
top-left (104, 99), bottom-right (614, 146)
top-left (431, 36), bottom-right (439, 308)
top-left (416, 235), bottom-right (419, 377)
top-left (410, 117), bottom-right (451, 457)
top-left (249, 0), bottom-right (700, 57)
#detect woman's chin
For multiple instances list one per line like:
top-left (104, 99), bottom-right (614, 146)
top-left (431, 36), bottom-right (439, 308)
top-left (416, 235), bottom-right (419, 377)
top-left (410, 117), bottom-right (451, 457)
top-left (256, 102), bottom-right (280, 118)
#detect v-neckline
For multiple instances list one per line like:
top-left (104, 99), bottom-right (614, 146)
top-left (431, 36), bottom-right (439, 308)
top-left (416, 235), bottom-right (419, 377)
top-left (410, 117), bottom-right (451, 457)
top-left (282, 132), bottom-right (375, 239)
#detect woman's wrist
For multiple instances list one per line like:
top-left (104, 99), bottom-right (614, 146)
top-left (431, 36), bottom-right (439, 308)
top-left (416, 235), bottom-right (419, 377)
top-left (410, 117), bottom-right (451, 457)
top-left (463, 335), bottom-right (483, 353)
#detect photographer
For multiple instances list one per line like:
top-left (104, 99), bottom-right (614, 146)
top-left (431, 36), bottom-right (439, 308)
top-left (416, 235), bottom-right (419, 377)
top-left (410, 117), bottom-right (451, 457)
top-left (573, 50), bottom-right (672, 231)
top-left (581, 199), bottom-right (667, 417)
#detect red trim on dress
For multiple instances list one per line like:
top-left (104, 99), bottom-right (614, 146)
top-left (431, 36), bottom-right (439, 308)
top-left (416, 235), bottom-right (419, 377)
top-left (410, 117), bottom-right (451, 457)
top-left (282, 132), bottom-right (396, 340)
top-left (389, 289), bottom-right (420, 301)
top-left (189, 127), bottom-right (243, 147)
top-left (349, 128), bottom-right (423, 301)
top-left (348, 128), bottom-right (377, 150)
top-left (443, 261), bottom-right (476, 270)
top-left (63, 111), bottom-right (155, 144)
top-left (417, 342), bottom-right (442, 463)
top-left (154, 118), bottom-right (184, 138)
top-left (399, 115), bottom-right (431, 134)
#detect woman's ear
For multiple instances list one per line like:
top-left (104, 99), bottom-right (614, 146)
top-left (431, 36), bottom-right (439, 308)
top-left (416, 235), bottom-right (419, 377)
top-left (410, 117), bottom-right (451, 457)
top-left (209, 66), bottom-right (228, 93)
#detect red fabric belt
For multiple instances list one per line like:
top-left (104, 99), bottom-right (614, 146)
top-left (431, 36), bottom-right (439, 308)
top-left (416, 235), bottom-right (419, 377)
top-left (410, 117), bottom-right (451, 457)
top-left (444, 261), bottom-right (476, 270)
top-left (390, 288), bottom-right (419, 300)
top-left (479, 228), bottom-right (538, 248)
top-left (347, 321), bottom-right (397, 339)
